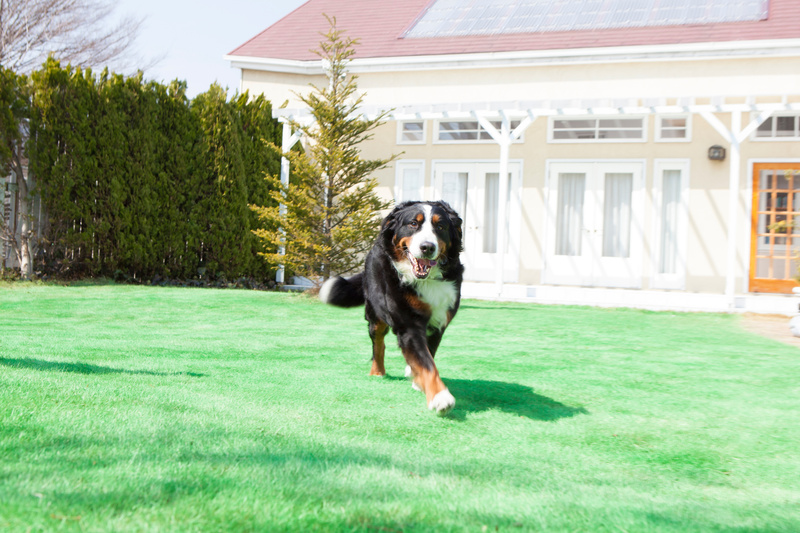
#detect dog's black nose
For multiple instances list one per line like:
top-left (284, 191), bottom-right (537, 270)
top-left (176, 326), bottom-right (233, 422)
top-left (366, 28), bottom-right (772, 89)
top-left (419, 242), bottom-right (437, 257)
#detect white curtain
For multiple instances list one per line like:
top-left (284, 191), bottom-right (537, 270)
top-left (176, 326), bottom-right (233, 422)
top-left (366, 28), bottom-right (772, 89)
top-left (400, 167), bottom-right (423, 202)
top-left (555, 173), bottom-right (585, 256)
top-left (659, 169), bottom-right (681, 274)
top-left (441, 172), bottom-right (468, 228)
top-left (602, 173), bottom-right (633, 258)
top-left (483, 172), bottom-right (511, 254)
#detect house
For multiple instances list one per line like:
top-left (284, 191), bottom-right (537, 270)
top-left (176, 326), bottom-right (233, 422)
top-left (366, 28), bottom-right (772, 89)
top-left (226, 0), bottom-right (800, 313)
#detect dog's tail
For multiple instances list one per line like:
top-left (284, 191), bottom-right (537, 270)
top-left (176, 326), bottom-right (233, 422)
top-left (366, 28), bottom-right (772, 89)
top-left (319, 273), bottom-right (365, 308)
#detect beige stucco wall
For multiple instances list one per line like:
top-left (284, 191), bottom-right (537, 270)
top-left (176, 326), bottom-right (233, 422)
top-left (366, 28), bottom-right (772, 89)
top-left (352, 113), bottom-right (800, 294)
top-left (241, 55), bottom-right (800, 108)
top-left (239, 54), bottom-right (800, 295)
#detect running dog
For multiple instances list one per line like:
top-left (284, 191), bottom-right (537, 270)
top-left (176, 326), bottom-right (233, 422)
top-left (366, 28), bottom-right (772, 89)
top-left (320, 200), bottom-right (464, 415)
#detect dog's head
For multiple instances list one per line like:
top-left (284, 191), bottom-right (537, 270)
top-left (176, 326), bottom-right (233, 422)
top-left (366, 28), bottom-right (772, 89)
top-left (381, 201), bottom-right (463, 280)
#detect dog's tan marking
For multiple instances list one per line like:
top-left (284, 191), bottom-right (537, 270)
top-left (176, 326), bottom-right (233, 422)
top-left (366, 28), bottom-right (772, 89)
top-left (394, 236), bottom-right (412, 262)
top-left (404, 354), bottom-right (449, 408)
top-left (405, 293), bottom-right (432, 315)
top-left (437, 238), bottom-right (447, 257)
top-left (369, 321), bottom-right (388, 376)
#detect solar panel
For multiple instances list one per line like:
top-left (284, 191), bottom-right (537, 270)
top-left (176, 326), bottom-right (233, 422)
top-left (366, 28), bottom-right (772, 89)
top-left (403, 0), bottom-right (770, 38)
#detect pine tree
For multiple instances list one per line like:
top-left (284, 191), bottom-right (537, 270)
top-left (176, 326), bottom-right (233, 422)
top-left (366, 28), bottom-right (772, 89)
top-left (251, 16), bottom-right (396, 283)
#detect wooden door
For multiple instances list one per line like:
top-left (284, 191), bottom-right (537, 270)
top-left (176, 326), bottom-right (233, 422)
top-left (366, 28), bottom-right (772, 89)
top-left (750, 163), bottom-right (800, 293)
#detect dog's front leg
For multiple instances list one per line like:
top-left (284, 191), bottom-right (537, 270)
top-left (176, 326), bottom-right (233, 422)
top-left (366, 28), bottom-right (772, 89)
top-left (398, 328), bottom-right (455, 415)
top-left (369, 320), bottom-right (388, 376)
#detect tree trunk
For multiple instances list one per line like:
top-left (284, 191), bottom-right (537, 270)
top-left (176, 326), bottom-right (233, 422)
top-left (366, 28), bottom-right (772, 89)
top-left (323, 171), bottom-right (332, 281)
top-left (13, 156), bottom-right (33, 280)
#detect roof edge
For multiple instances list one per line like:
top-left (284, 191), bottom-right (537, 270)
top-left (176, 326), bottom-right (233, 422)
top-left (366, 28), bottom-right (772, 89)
top-left (226, 38), bottom-right (800, 75)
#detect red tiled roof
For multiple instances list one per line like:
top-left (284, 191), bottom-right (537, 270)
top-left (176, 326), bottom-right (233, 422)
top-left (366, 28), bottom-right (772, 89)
top-left (229, 0), bottom-right (800, 61)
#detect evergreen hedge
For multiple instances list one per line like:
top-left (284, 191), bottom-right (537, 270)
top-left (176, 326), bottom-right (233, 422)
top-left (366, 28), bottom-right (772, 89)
top-left (25, 59), bottom-right (282, 282)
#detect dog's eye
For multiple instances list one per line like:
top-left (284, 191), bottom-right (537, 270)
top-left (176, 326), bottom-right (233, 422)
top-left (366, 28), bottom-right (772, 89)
top-left (436, 223), bottom-right (444, 231)
top-left (409, 220), bottom-right (419, 228)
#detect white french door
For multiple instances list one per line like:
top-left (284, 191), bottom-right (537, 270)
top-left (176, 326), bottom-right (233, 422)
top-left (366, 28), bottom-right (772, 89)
top-left (544, 161), bottom-right (644, 288)
top-left (433, 161), bottom-right (521, 282)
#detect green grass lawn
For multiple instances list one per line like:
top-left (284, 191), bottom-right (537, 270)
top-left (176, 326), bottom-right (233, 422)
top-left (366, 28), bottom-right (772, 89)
top-left (1, 283), bottom-right (798, 532)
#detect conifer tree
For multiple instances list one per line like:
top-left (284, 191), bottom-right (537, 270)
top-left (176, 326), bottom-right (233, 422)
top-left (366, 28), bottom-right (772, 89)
top-left (251, 17), bottom-right (396, 283)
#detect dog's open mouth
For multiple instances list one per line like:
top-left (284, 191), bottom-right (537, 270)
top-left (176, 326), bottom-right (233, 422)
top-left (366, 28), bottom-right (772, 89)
top-left (408, 253), bottom-right (437, 279)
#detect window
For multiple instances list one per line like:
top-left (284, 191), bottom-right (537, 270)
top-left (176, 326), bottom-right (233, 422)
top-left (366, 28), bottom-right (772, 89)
top-left (436, 119), bottom-right (522, 143)
top-left (755, 114), bottom-right (800, 140)
top-left (395, 160), bottom-right (425, 202)
top-left (652, 160), bottom-right (689, 290)
top-left (550, 117), bottom-right (646, 142)
top-left (398, 121), bottom-right (426, 144)
top-left (656, 115), bottom-right (690, 142)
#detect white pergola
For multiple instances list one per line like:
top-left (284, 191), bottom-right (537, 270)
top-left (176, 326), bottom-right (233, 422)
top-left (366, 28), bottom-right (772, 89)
top-left (274, 96), bottom-right (800, 303)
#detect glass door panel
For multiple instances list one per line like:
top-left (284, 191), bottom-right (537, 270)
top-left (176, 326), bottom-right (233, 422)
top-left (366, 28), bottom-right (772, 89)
top-left (602, 172), bottom-right (633, 258)
top-left (555, 173), bottom-right (586, 256)
top-left (545, 161), bottom-right (643, 288)
top-left (434, 162), bottom-right (521, 283)
top-left (750, 164), bottom-right (800, 293)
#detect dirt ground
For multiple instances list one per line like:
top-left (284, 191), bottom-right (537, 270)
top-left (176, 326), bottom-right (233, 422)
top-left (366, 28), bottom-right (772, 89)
top-left (738, 313), bottom-right (800, 348)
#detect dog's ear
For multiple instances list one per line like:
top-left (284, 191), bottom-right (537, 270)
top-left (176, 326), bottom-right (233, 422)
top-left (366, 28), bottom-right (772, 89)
top-left (381, 201), bottom-right (417, 234)
top-left (380, 203), bottom-right (405, 246)
top-left (436, 201), bottom-right (463, 247)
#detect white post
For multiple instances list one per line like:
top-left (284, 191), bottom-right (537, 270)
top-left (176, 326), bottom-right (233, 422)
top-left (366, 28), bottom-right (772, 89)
top-left (474, 111), bottom-right (535, 298)
top-left (725, 111), bottom-right (742, 303)
top-left (277, 121), bottom-right (302, 284)
top-left (496, 114), bottom-right (511, 297)
top-left (699, 108), bottom-right (773, 307)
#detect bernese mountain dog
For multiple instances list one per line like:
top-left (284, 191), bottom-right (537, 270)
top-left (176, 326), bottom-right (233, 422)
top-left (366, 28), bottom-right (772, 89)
top-left (320, 200), bottom-right (464, 415)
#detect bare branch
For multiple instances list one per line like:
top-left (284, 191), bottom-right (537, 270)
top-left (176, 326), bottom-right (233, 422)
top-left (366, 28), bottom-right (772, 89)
top-left (0, 0), bottom-right (151, 74)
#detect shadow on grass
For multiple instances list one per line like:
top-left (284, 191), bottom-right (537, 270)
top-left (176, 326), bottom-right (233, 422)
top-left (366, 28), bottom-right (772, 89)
top-left (444, 378), bottom-right (588, 422)
top-left (0, 357), bottom-right (204, 377)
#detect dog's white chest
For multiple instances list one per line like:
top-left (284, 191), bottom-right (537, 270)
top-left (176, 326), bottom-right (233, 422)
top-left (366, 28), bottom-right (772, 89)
top-left (415, 279), bottom-right (457, 331)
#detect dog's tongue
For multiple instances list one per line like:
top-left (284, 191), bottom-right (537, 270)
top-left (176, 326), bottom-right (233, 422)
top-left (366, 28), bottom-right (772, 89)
top-left (410, 256), bottom-right (437, 278)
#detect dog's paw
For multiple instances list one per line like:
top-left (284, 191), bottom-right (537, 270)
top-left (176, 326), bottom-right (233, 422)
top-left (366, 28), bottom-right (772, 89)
top-left (405, 365), bottom-right (413, 378)
top-left (428, 389), bottom-right (455, 416)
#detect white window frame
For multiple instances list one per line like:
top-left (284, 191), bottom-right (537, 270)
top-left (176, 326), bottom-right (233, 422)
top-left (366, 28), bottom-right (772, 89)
top-left (434, 118), bottom-right (524, 144)
top-left (394, 160), bottom-right (426, 203)
top-left (548, 116), bottom-right (648, 143)
top-left (751, 113), bottom-right (800, 141)
top-left (651, 159), bottom-right (690, 290)
top-left (397, 120), bottom-right (426, 145)
top-left (655, 114), bottom-right (692, 142)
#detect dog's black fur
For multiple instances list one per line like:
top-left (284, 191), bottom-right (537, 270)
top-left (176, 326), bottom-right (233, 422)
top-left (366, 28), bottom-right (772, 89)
top-left (320, 201), bottom-right (464, 414)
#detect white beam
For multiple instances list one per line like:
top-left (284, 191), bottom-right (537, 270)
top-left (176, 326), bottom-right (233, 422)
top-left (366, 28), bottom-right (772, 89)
top-left (275, 100), bottom-right (800, 123)
top-left (736, 108), bottom-right (774, 143)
